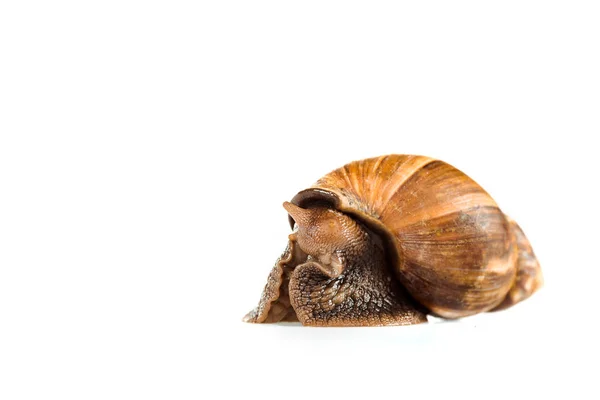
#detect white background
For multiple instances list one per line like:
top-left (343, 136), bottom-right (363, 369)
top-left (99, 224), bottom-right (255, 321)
top-left (1, 1), bottom-right (599, 399)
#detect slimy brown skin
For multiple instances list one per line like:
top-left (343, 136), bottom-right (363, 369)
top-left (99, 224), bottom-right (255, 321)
top-left (244, 155), bottom-right (542, 326)
top-left (245, 203), bottom-right (427, 326)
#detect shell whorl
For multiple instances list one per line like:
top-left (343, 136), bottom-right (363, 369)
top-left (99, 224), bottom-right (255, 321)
top-left (291, 155), bottom-right (519, 318)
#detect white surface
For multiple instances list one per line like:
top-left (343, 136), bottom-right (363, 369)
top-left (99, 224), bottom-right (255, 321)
top-left (1, 1), bottom-right (599, 399)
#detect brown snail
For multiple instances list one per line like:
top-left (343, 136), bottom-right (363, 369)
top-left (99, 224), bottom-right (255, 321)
top-left (244, 155), bottom-right (543, 326)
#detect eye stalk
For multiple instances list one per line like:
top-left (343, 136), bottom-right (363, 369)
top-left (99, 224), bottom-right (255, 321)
top-left (282, 202), bottom-right (313, 227)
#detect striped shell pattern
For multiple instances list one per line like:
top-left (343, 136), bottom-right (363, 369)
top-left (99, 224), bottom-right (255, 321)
top-left (290, 155), bottom-right (543, 318)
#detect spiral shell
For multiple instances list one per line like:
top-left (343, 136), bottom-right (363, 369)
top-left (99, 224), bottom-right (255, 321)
top-left (290, 154), bottom-right (542, 318)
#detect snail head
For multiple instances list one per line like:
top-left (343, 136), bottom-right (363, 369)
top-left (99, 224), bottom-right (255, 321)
top-left (283, 201), bottom-right (365, 258)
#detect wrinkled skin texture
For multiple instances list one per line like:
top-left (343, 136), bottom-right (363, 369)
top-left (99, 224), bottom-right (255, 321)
top-left (244, 204), bottom-right (427, 326)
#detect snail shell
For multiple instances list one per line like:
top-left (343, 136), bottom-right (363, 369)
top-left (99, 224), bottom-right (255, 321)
top-left (245, 155), bottom-right (542, 326)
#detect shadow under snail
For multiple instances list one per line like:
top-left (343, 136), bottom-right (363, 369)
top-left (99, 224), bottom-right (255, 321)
top-left (244, 155), bottom-right (543, 327)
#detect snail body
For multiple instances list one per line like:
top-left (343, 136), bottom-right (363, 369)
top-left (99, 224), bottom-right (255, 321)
top-left (245, 155), bottom-right (542, 326)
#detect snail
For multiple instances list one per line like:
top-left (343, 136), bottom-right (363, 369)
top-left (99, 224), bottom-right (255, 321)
top-left (244, 155), bottom-right (543, 326)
